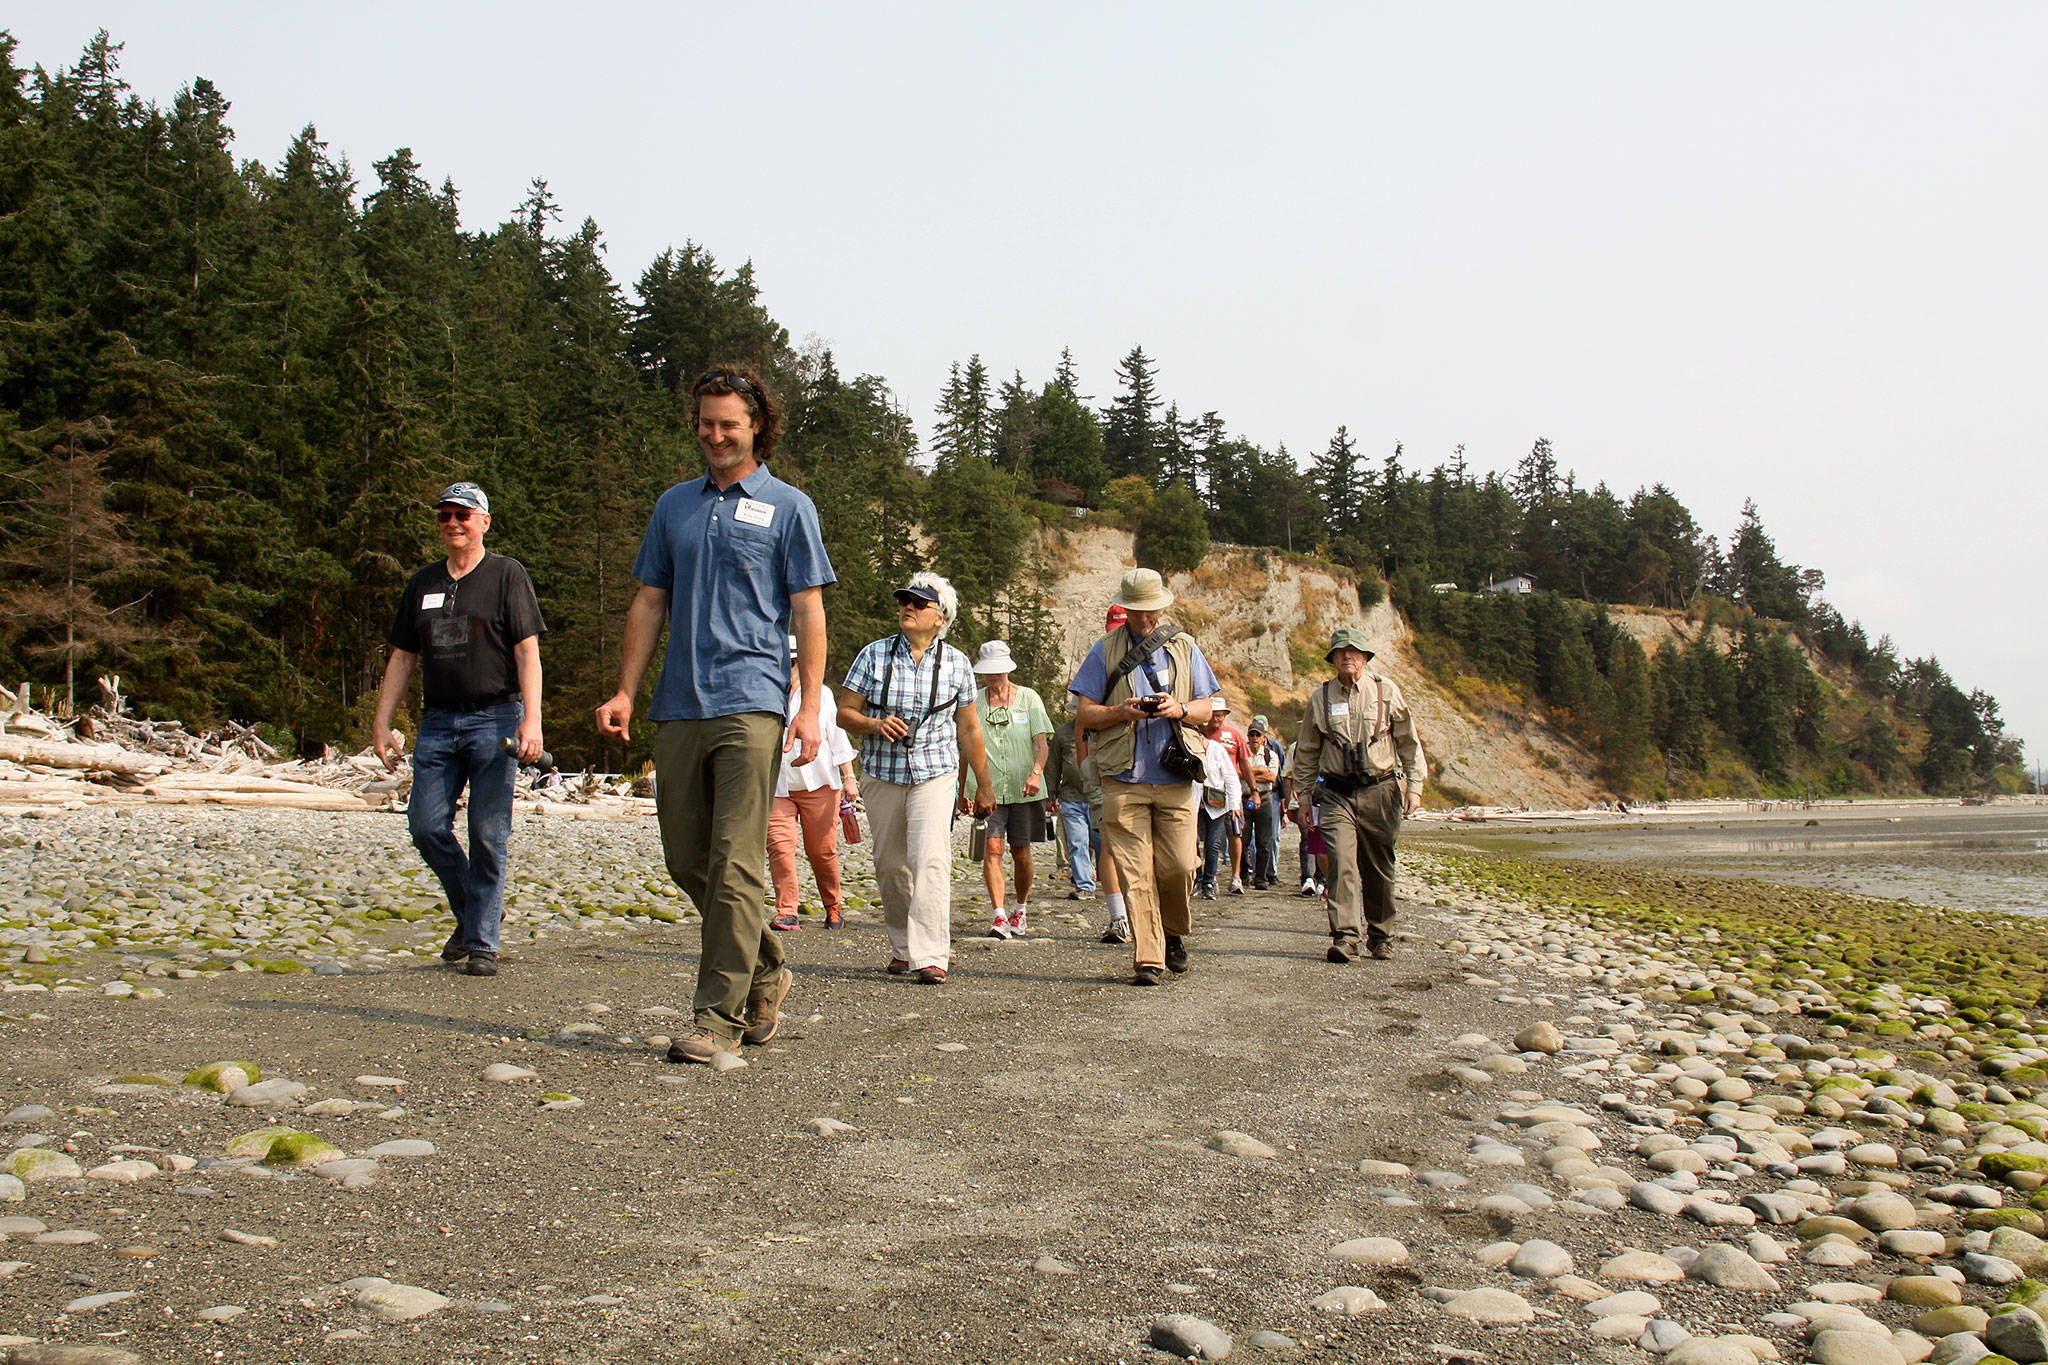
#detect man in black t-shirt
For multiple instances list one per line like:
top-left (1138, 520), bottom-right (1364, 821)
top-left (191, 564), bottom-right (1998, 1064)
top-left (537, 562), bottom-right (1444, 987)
top-left (373, 481), bottom-right (546, 978)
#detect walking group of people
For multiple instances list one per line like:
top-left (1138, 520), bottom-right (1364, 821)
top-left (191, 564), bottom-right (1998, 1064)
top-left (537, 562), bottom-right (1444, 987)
top-left (372, 365), bottom-right (1430, 1065)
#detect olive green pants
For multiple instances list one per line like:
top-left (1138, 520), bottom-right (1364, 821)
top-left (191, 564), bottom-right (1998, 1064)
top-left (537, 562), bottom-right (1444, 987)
top-left (655, 714), bottom-right (785, 1040)
top-left (1318, 777), bottom-right (1402, 947)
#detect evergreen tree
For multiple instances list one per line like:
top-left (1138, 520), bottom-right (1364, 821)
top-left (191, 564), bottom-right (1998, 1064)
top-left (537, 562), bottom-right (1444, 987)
top-left (1311, 425), bottom-right (1362, 540)
top-left (1102, 345), bottom-right (1161, 484)
top-left (930, 355), bottom-right (992, 467)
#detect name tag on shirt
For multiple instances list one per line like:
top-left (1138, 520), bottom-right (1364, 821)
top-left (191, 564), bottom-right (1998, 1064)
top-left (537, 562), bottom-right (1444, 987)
top-left (1328, 702), bottom-right (1350, 721)
top-left (734, 498), bottom-right (776, 528)
top-left (421, 593), bottom-right (447, 609)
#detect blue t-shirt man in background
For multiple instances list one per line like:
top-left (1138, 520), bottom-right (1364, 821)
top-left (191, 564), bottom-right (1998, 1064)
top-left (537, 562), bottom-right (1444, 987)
top-left (596, 366), bottom-right (835, 1065)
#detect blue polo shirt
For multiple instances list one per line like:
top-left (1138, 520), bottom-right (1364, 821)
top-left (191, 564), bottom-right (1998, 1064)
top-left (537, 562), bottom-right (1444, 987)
top-left (631, 465), bottom-right (836, 721)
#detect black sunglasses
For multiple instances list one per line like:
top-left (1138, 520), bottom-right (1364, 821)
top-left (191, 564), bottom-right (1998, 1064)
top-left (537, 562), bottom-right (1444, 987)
top-left (699, 371), bottom-right (761, 398)
top-left (436, 508), bottom-right (477, 523)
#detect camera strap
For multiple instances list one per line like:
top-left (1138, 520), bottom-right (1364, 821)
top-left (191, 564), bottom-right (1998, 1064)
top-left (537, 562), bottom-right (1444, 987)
top-left (1107, 625), bottom-right (1179, 692)
top-left (878, 633), bottom-right (946, 741)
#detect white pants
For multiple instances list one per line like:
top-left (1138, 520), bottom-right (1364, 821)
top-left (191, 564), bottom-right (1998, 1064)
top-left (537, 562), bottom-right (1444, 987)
top-left (865, 774), bottom-right (956, 971)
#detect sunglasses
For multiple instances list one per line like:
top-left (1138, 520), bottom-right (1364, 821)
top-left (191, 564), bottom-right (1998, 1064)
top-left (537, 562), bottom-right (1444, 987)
top-left (895, 596), bottom-right (937, 610)
top-left (436, 508), bottom-right (477, 523)
top-left (699, 371), bottom-right (761, 398)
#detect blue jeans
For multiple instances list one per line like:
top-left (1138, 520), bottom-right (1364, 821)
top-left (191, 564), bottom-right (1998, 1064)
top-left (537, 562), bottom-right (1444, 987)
top-left (1197, 807), bottom-right (1232, 889)
top-left (1058, 799), bottom-right (1098, 892)
top-left (1245, 794), bottom-right (1282, 884)
top-left (409, 702), bottom-right (521, 955)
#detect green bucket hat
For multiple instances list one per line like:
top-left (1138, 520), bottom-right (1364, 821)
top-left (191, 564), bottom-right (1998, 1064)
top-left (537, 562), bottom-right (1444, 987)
top-left (1324, 627), bottom-right (1375, 662)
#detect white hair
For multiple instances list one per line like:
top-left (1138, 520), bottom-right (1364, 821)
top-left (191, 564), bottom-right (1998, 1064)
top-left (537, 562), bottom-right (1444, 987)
top-left (906, 571), bottom-right (959, 639)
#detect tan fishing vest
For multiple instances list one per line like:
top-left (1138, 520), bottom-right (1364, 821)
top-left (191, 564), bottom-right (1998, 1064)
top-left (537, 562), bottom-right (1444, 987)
top-left (1089, 626), bottom-right (1200, 779)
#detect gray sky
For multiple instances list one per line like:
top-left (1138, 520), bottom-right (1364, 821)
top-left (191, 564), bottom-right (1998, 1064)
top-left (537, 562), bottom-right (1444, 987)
top-left (13, 3), bottom-right (2045, 769)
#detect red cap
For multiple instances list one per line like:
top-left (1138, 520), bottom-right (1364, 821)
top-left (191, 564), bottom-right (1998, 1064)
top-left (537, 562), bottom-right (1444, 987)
top-left (1105, 604), bottom-right (1128, 630)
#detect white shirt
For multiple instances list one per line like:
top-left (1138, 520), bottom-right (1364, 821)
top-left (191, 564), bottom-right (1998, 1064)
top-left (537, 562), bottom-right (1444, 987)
top-left (1201, 737), bottom-right (1242, 813)
top-left (776, 686), bottom-right (856, 797)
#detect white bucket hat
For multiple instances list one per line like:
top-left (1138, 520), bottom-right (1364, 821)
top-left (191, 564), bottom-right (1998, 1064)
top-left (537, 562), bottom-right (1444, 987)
top-left (972, 640), bottom-right (1018, 675)
top-left (1110, 568), bottom-right (1174, 611)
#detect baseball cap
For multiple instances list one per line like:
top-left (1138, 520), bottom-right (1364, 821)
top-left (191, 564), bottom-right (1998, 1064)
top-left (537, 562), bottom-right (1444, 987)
top-left (436, 482), bottom-right (489, 513)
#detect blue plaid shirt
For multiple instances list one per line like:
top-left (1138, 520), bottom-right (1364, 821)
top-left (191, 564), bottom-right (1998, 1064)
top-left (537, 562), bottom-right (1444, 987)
top-left (843, 635), bottom-right (976, 786)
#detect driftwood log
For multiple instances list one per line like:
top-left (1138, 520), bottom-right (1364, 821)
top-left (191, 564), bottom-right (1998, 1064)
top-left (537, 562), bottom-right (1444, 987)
top-left (0, 736), bottom-right (169, 775)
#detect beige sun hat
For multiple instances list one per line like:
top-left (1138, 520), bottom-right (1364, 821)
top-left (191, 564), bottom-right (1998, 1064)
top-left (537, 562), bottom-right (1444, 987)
top-left (1110, 568), bottom-right (1174, 612)
top-left (971, 640), bottom-right (1018, 675)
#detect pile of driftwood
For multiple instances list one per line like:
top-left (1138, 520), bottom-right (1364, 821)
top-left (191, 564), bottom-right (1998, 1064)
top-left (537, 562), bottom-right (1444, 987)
top-left (0, 677), bottom-right (644, 816)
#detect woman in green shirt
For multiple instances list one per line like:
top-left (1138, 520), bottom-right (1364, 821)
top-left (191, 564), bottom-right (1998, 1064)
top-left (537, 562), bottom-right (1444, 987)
top-left (963, 640), bottom-right (1053, 938)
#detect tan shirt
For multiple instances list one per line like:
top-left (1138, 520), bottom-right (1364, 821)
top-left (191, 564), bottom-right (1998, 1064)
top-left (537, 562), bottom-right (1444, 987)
top-left (1288, 672), bottom-right (1427, 791)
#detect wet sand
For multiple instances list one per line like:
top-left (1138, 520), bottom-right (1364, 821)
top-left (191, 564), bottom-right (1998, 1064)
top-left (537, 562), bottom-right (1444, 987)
top-left (1414, 800), bottom-right (2048, 916)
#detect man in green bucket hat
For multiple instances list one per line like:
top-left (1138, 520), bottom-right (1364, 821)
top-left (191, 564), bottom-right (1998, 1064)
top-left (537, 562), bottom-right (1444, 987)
top-left (1288, 626), bottom-right (1426, 961)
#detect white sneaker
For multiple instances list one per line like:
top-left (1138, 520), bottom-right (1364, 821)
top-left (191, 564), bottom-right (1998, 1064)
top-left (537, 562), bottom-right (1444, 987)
top-left (1100, 917), bottom-right (1131, 944)
top-left (1299, 878), bottom-right (1316, 897)
top-left (1012, 906), bottom-right (1029, 935)
top-left (1229, 877), bottom-right (1244, 896)
top-left (987, 910), bottom-right (1012, 939)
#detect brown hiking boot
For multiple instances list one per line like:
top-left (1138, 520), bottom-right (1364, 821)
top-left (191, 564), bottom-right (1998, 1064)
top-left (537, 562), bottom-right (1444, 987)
top-left (1326, 938), bottom-right (1359, 964)
top-left (742, 967), bottom-right (793, 1045)
top-left (1367, 937), bottom-right (1393, 960)
top-left (666, 1027), bottom-right (739, 1064)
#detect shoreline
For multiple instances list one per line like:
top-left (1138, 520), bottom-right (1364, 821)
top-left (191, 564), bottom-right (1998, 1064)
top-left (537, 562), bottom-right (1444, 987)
top-left (4, 807), bottom-right (2048, 1361)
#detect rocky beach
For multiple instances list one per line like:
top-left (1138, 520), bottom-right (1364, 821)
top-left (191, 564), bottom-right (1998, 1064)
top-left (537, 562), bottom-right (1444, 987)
top-left (4, 801), bottom-right (2048, 1363)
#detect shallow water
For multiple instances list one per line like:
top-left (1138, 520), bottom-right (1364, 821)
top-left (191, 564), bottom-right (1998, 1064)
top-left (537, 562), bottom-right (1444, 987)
top-left (1423, 804), bottom-right (2048, 916)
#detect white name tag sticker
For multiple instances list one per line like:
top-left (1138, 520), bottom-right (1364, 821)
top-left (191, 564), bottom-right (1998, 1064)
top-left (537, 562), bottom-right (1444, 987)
top-left (1328, 702), bottom-right (1350, 721)
top-left (421, 593), bottom-right (446, 609)
top-left (733, 498), bottom-right (776, 528)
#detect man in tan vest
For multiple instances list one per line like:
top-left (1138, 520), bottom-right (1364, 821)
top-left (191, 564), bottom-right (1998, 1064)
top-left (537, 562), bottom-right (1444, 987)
top-left (1290, 627), bottom-right (1426, 961)
top-left (1069, 569), bottom-right (1222, 986)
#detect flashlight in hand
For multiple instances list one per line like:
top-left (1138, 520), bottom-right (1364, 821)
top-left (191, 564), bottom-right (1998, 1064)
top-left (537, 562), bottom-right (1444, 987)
top-left (500, 736), bottom-right (555, 769)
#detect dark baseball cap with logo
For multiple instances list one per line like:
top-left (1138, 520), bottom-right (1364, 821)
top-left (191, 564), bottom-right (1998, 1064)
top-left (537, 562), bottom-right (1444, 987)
top-left (436, 482), bottom-right (490, 513)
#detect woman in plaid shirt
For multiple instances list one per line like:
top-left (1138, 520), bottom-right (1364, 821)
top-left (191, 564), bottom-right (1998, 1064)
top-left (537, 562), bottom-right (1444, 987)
top-left (837, 573), bottom-right (994, 984)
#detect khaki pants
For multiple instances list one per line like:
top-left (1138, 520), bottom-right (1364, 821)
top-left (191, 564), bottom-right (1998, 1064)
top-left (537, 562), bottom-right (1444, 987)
top-left (864, 774), bottom-right (956, 971)
top-left (1100, 779), bottom-right (1200, 971)
top-left (769, 785), bottom-right (843, 916)
top-left (1319, 778), bottom-right (1402, 946)
top-left (655, 714), bottom-right (785, 1040)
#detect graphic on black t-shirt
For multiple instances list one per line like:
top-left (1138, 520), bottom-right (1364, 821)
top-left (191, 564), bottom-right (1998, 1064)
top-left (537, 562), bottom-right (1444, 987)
top-left (389, 553), bottom-right (545, 710)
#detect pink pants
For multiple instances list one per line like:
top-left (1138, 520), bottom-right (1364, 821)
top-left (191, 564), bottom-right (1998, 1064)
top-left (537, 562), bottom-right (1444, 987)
top-left (769, 786), bottom-right (843, 916)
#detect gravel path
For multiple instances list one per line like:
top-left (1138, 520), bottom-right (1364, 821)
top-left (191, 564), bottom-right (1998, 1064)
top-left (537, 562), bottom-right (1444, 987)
top-left (2, 806), bottom-right (2045, 1363)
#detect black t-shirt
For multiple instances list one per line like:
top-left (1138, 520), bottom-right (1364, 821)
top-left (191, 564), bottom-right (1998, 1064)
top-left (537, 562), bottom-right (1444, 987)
top-left (388, 553), bottom-right (546, 710)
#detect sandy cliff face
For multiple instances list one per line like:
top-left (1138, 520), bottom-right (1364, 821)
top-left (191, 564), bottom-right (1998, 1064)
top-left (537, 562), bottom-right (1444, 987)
top-left (1032, 526), bottom-right (1606, 808)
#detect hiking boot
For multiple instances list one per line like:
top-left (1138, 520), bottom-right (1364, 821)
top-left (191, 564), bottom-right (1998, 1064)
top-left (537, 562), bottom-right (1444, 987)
top-left (1326, 938), bottom-right (1358, 964)
top-left (462, 952), bottom-right (498, 977)
top-left (1164, 936), bottom-right (1189, 974)
top-left (742, 967), bottom-right (793, 1045)
top-left (1132, 965), bottom-right (1164, 987)
top-left (1099, 918), bottom-right (1131, 945)
top-left (886, 958), bottom-right (910, 976)
top-left (770, 913), bottom-right (800, 932)
top-left (823, 908), bottom-right (843, 930)
top-left (666, 1027), bottom-right (738, 1064)
top-left (440, 934), bottom-right (467, 964)
top-left (1367, 937), bottom-right (1393, 960)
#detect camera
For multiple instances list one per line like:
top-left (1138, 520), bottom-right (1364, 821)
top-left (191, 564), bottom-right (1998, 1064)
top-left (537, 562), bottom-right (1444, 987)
top-left (1136, 694), bottom-right (1166, 715)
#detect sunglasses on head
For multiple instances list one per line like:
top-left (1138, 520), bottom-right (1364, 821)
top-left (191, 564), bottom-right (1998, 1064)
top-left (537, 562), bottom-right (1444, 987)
top-left (699, 371), bottom-right (760, 398)
top-left (437, 508), bottom-right (477, 523)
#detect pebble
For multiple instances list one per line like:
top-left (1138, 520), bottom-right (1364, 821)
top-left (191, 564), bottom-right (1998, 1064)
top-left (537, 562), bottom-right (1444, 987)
top-left (1959, 1251), bottom-right (2023, 1284)
top-left (1685, 1243), bottom-right (1781, 1291)
top-left (1601, 1250), bottom-right (1686, 1281)
top-left (708, 1051), bottom-right (747, 1073)
top-left (1664, 1341), bottom-right (1768, 1365)
top-left (1243, 1330), bottom-right (1297, 1351)
top-left (7, 1149), bottom-right (82, 1182)
top-left (1150, 1313), bottom-right (1233, 1360)
top-left (1514, 1022), bottom-right (1564, 1054)
top-left (1881, 1230), bottom-right (1948, 1258)
top-left (1438, 1287), bottom-right (1535, 1324)
top-left (62, 1290), bottom-right (137, 1313)
top-left (1586, 1290), bottom-right (1661, 1317)
top-left (1884, 1276), bottom-right (1959, 1307)
top-left (352, 1279), bottom-right (453, 1322)
top-left (479, 1064), bottom-right (538, 1083)
top-left (362, 1139), bottom-right (436, 1159)
top-left (34, 1229), bottom-right (103, 1246)
top-left (1032, 1255), bottom-right (1075, 1275)
top-left (1311, 1286), bottom-right (1385, 1315)
top-left (1206, 1131), bottom-right (1277, 1160)
top-left (220, 1229), bottom-right (278, 1248)
top-left (1508, 1239), bottom-right (1574, 1278)
top-left (806, 1118), bottom-right (856, 1136)
top-left (1630, 1181), bottom-right (1688, 1215)
top-left (196, 1305), bottom-right (247, 1321)
top-left (1639, 1319), bottom-right (1693, 1352)
top-left (1329, 1237), bottom-right (1408, 1266)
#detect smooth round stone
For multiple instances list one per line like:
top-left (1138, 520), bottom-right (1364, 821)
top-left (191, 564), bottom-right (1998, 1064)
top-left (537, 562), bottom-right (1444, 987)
top-left (34, 1229), bottom-right (102, 1246)
top-left (1808, 1241), bottom-right (1874, 1267)
top-left (354, 1282), bottom-right (453, 1322)
top-left (1959, 1251), bottom-right (2023, 1284)
top-left (62, 1289), bottom-right (136, 1313)
top-left (1882, 1230), bottom-right (1948, 1258)
top-left (361, 1139), bottom-right (436, 1159)
top-left (1592, 1314), bottom-right (1652, 1341)
top-left (1439, 1287), bottom-right (1535, 1323)
top-left (1576, 1186), bottom-right (1629, 1212)
top-left (1244, 1330), bottom-right (1297, 1351)
top-left (197, 1305), bottom-right (247, 1321)
top-left (1207, 1131), bottom-right (1277, 1160)
top-left (1356, 1159), bottom-right (1410, 1178)
top-left (1746, 1232), bottom-right (1792, 1264)
top-left (1885, 1276), bottom-right (1960, 1308)
top-left (1509, 1240), bottom-right (1574, 1278)
top-left (1848, 1192), bottom-right (1920, 1231)
top-left (1311, 1286), bottom-right (1386, 1316)
top-left (1476, 1194), bottom-right (1535, 1218)
top-left (1601, 1250), bottom-right (1686, 1281)
top-left (1925, 1328), bottom-right (1993, 1365)
top-left (1687, 1199), bottom-right (1758, 1227)
top-left (1548, 1275), bottom-right (1608, 1301)
top-left (1910, 1305), bottom-right (1988, 1337)
top-left (1666, 1341), bottom-right (1772, 1365)
top-left (1810, 1330), bottom-right (1908, 1365)
top-left (1150, 1313), bottom-right (1233, 1360)
top-left (1800, 1216), bottom-right (1877, 1243)
top-left (1586, 1289), bottom-right (1662, 1317)
top-left (1631, 1182), bottom-right (1688, 1215)
top-left (1686, 1243), bottom-right (1780, 1291)
top-left (1743, 1192), bottom-right (1808, 1224)
top-left (85, 1160), bottom-right (158, 1184)
top-left (1474, 1241), bottom-right (1519, 1268)
top-left (1469, 1142), bottom-right (1525, 1167)
top-left (1515, 1022), bottom-right (1564, 1054)
top-left (1640, 1319), bottom-right (1693, 1352)
top-left (479, 1064), bottom-right (538, 1083)
top-left (1809, 1281), bottom-right (1886, 1303)
top-left (1329, 1237), bottom-right (1408, 1267)
top-left (1651, 1149), bottom-right (1710, 1174)
top-left (1848, 1143), bottom-right (1900, 1168)
top-left (1983, 1306), bottom-right (2048, 1364)
top-left (1032, 1255), bottom-right (1075, 1276)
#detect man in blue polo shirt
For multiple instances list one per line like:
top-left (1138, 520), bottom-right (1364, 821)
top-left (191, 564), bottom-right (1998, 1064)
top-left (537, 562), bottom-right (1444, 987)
top-left (596, 365), bottom-right (835, 1064)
